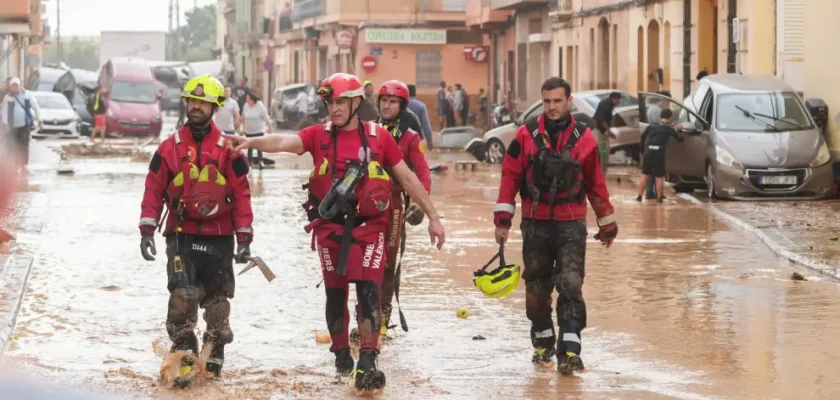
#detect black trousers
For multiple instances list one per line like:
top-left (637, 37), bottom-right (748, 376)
top-left (521, 219), bottom-right (587, 356)
top-left (165, 234), bottom-right (236, 353)
top-left (11, 127), bottom-right (30, 165)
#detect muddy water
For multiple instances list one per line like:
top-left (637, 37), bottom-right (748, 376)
top-left (3, 152), bottom-right (840, 399)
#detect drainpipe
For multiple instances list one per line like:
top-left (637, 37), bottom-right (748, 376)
top-left (727, 0), bottom-right (737, 73)
top-left (683, 0), bottom-right (691, 98)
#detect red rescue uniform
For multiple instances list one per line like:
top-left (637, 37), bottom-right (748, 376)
top-left (139, 123), bottom-right (254, 242)
top-left (298, 120), bottom-right (404, 353)
top-left (494, 114), bottom-right (614, 226)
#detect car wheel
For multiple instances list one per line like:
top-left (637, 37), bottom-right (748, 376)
top-left (706, 163), bottom-right (720, 199)
top-left (485, 138), bottom-right (506, 164)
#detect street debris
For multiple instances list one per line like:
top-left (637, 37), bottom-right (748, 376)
top-left (738, 272), bottom-right (755, 280)
top-left (314, 330), bottom-right (332, 344)
top-left (61, 143), bottom-right (152, 161)
top-left (791, 272), bottom-right (807, 281)
top-left (456, 308), bottom-right (468, 319)
top-left (472, 335), bottom-right (486, 341)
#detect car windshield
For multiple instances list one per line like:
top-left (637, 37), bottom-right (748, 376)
top-left (716, 92), bottom-right (813, 132)
top-left (110, 81), bottom-right (158, 104)
top-left (583, 92), bottom-right (639, 109)
top-left (35, 94), bottom-right (72, 110)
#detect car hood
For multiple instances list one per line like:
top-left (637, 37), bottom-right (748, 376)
top-left (108, 100), bottom-right (160, 119)
top-left (40, 109), bottom-right (77, 121)
top-left (482, 122), bottom-right (516, 141)
top-left (717, 129), bottom-right (823, 168)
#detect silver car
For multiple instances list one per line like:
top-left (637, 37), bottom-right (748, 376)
top-left (466, 90), bottom-right (640, 163)
top-left (638, 74), bottom-right (833, 200)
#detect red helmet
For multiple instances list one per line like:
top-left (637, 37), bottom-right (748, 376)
top-left (378, 80), bottom-right (410, 103)
top-left (318, 73), bottom-right (364, 101)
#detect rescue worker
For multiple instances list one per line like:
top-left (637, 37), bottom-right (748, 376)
top-left (138, 74), bottom-right (254, 383)
top-left (223, 73), bottom-right (445, 391)
top-left (375, 80), bottom-right (432, 338)
top-left (492, 77), bottom-right (618, 375)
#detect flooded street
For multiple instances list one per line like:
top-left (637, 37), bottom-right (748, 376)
top-left (3, 130), bottom-right (840, 399)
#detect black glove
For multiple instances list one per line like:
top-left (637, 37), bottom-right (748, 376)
top-left (140, 236), bottom-right (156, 261)
top-left (234, 243), bottom-right (251, 264)
top-left (405, 204), bottom-right (424, 226)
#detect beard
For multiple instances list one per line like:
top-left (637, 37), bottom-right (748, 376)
top-left (187, 109), bottom-right (212, 126)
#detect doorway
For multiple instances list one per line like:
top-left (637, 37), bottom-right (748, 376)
top-left (647, 20), bottom-right (661, 92)
top-left (637, 26), bottom-right (644, 92)
top-left (698, 0), bottom-right (719, 76)
top-left (598, 18), bottom-right (610, 89)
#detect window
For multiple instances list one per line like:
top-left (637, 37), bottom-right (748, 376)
top-left (447, 30), bottom-right (482, 44)
top-left (110, 81), bottom-right (158, 104)
top-left (416, 50), bottom-right (442, 89)
top-left (716, 92), bottom-right (813, 132)
top-left (34, 94), bottom-right (72, 110)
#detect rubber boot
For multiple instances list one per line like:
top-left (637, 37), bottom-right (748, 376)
top-left (204, 344), bottom-right (224, 379)
top-left (334, 349), bottom-right (354, 377)
top-left (557, 351), bottom-right (585, 376)
top-left (171, 335), bottom-right (199, 389)
top-left (532, 347), bottom-right (555, 364)
top-left (352, 350), bottom-right (386, 390)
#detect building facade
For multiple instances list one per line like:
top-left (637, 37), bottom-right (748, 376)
top-left (805, 0), bottom-right (840, 158)
top-left (0, 0), bottom-right (45, 82)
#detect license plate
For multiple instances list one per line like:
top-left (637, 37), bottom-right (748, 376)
top-left (760, 175), bottom-right (796, 185)
top-left (502, 115), bottom-right (511, 123)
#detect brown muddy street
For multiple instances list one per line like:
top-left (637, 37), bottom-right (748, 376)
top-left (3, 141), bottom-right (840, 399)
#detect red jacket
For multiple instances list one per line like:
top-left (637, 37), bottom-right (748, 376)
top-left (392, 127), bottom-right (431, 194)
top-left (139, 123), bottom-right (254, 243)
top-left (494, 113), bottom-right (614, 227)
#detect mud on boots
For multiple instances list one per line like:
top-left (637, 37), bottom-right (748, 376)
top-left (351, 350), bottom-right (386, 391)
top-left (139, 74), bottom-right (255, 387)
top-left (221, 73), bottom-right (446, 387)
top-left (492, 77), bottom-right (618, 376)
top-left (375, 80), bottom-right (432, 341)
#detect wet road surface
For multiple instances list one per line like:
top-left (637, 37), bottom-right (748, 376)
top-left (3, 135), bottom-right (840, 399)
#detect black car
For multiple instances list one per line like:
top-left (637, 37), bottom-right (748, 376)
top-left (53, 69), bottom-right (99, 136)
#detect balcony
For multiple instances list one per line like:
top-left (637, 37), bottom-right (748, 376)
top-left (291, 0), bottom-right (325, 22)
top-left (324, 0), bottom-right (466, 25)
top-left (466, 0), bottom-right (511, 28)
top-left (0, 0), bottom-right (30, 22)
top-left (490, 0), bottom-right (547, 11)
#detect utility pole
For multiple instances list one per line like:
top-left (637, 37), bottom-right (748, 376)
top-left (56, 0), bottom-right (62, 63)
top-left (175, 0), bottom-right (181, 59)
top-left (168, 0), bottom-right (174, 60)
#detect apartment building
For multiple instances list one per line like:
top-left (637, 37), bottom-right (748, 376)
top-left (0, 0), bottom-right (45, 82)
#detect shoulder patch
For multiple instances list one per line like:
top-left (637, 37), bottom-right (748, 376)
top-left (507, 138), bottom-right (521, 159)
top-left (149, 151), bottom-right (163, 173)
top-left (232, 154), bottom-right (250, 177)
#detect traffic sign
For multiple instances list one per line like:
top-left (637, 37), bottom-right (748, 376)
top-left (361, 55), bottom-right (377, 72)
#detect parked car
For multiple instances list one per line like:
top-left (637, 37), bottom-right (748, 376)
top-left (638, 74), bottom-right (833, 200)
top-left (465, 90), bottom-right (640, 164)
top-left (98, 57), bottom-right (164, 138)
top-left (31, 91), bottom-right (81, 139)
top-left (270, 83), bottom-right (325, 129)
top-left (53, 68), bottom-right (99, 136)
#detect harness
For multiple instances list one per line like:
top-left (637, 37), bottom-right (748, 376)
top-left (303, 120), bottom-right (388, 275)
top-left (522, 118), bottom-right (587, 218)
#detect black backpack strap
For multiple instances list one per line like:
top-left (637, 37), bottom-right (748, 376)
top-left (563, 121), bottom-right (588, 151)
top-left (525, 119), bottom-right (548, 152)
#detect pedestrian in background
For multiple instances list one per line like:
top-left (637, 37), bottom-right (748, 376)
top-left (643, 90), bottom-right (673, 199)
top-left (454, 83), bottom-right (467, 126)
top-left (592, 92), bottom-right (621, 174)
top-left (233, 77), bottom-right (251, 113)
top-left (406, 84), bottom-right (434, 149)
top-left (636, 108), bottom-right (684, 203)
top-left (478, 88), bottom-right (488, 128)
top-left (214, 87), bottom-right (241, 135)
top-left (240, 92), bottom-right (271, 170)
top-left (86, 85), bottom-right (108, 143)
top-left (1, 77), bottom-right (42, 171)
top-left (446, 85), bottom-right (456, 127)
top-left (436, 81), bottom-right (449, 132)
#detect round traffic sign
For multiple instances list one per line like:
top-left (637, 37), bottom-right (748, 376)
top-left (361, 55), bottom-right (377, 72)
top-left (472, 47), bottom-right (487, 62)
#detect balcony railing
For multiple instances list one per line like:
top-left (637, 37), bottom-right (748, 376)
top-left (291, 0), bottom-right (325, 22)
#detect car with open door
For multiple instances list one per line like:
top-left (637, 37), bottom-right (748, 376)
top-left (638, 74), bottom-right (833, 200)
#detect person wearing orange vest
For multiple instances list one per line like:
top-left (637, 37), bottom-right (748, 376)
top-left (493, 77), bottom-right (617, 375)
top-left (224, 73), bottom-right (445, 391)
top-left (138, 74), bottom-right (254, 386)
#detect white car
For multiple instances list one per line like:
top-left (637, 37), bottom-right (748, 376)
top-left (31, 91), bottom-right (81, 139)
